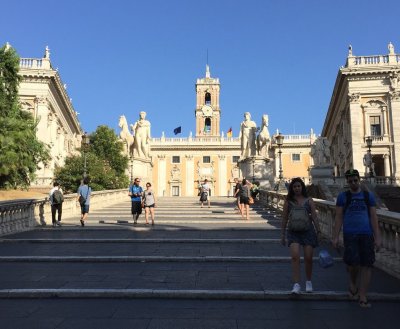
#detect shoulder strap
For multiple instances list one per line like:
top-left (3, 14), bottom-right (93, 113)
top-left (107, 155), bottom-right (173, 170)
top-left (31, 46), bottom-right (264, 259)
top-left (343, 190), bottom-right (352, 214)
top-left (363, 191), bottom-right (371, 218)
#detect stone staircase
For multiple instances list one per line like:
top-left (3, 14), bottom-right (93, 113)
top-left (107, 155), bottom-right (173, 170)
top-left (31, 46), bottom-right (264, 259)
top-left (0, 197), bottom-right (399, 327)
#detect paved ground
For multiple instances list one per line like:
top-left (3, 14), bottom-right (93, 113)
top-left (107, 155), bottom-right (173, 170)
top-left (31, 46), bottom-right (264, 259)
top-left (0, 197), bottom-right (399, 328)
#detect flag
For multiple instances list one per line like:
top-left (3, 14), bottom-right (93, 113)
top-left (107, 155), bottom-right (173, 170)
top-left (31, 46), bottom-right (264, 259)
top-left (173, 126), bottom-right (181, 135)
top-left (227, 127), bottom-right (232, 138)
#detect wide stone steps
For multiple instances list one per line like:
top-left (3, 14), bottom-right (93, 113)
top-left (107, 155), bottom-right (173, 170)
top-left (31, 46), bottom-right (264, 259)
top-left (0, 197), bottom-right (399, 304)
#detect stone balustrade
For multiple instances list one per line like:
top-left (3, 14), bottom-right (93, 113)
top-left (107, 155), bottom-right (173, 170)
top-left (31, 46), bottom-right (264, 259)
top-left (0, 189), bottom-right (128, 236)
top-left (259, 190), bottom-right (400, 278)
top-left (151, 137), bottom-right (240, 145)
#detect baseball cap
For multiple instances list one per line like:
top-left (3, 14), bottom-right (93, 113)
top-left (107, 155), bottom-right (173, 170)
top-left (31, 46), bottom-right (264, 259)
top-left (345, 169), bottom-right (360, 177)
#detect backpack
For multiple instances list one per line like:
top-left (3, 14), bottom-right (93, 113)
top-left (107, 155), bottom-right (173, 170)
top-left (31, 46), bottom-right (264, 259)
top-left (343, 190), bottom-right (370, 218)
top-left (52, 189), bottom-right (64, 205)
top-left (288, 200), bottom-right (310, 232)
top-left (79, 186), bottom-right (90, 206)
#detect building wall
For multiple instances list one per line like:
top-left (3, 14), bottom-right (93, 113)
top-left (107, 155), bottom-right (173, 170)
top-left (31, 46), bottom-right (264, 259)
top-left (322, 43), bottom-right (400, 183)
top-left (18, 50), bottom-right (83, 186)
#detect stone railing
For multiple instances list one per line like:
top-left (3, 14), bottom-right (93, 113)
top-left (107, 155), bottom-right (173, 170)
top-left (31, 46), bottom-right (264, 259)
top-left (151, 137), bottom-right (240, 145)
top-left (259, 190), bottom-right (400, 279)
top-left (0, 189), bottom-right (128, 236)
top-left (19, 58), bottom-right (51, 70)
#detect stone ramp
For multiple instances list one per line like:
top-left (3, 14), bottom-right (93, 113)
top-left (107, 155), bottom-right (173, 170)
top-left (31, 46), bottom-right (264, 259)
top-left (0, 197), bottom-right (399, 327)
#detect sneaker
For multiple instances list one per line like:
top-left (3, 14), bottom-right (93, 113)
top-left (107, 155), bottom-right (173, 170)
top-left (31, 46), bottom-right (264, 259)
top-left (306, 281), bottom-right (313, 293)
top-left (56, 221), bottom-right (62, 226)
top-left (52, 223), bottom-right (56, 228)
top-left (291, 283), bottom-right (301, 294)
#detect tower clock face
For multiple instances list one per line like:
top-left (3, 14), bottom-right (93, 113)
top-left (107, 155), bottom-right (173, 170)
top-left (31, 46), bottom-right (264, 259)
top-left (201, 105), bottom-right (213, 116)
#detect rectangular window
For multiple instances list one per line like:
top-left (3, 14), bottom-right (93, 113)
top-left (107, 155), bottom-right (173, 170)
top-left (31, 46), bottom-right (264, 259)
top-left (370, 116), bottom-right (381, 136)
top-left (172, 186), bottom-right (179, 196)
top-left (172, 156), bottom-right (180, 163)
top-left (232, 156), bottom-right (240, 163)
top-left (203, 156), bottom-right (211, 163)
top-left (292, 154), bottom-right (300, 162)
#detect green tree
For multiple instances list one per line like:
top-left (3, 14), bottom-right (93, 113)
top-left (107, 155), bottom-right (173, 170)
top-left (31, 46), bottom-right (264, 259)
top-left (54, 125), bottom-right (129, 193)
top-left (0, 44), bottom-right (50, 188)
top-left (89, 125), bottom-right (128, 174)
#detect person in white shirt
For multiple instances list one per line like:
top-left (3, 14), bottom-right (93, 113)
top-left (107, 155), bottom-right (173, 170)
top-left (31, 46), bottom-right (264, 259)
top-left (199, 179), bottom-right (211, 208)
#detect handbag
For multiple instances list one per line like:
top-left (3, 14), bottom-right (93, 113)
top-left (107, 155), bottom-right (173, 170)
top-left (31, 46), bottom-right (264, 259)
top-left (318, 249), bottom-right (334, 268)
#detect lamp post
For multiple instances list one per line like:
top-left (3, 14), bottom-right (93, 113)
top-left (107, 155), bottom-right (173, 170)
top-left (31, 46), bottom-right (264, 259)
top-left (129, 156), bottom-right (134, 183)
top-left (81, 132), bottom-right (90, 178)
top-left (366, 136), bottom-right (374, 178)
top-left (275, 133), bottom-right (284, 182)
top-left (252, 157), bottom-right (256, 183)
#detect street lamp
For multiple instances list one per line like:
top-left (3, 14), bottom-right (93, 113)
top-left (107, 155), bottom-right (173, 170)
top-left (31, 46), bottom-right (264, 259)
top-left (81, 132), bottom-right (90, 178)
top-left (275, 133), bottom-right (284, 181)
top-left (366, 136), bottom-right (374, 178)
top-left (252, 157), bottom-right (256, 183)
top-left (129, 156), bottom-right (134, 183)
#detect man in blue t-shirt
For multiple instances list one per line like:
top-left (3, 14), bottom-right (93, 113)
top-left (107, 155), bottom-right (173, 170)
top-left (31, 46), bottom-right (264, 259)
top-left (332, 169), bottom-right (381, 308)
top-left (76, 177), bottom-right (91, 227)
top-left (129, 177), bottom-right (143, 224)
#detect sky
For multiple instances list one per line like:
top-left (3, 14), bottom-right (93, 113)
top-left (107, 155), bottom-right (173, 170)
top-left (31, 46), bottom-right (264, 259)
top-left (1, 0), bottom-right (399, 138)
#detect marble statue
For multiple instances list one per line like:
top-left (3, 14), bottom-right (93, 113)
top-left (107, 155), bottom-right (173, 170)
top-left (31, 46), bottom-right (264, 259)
top-left (130, 111), bottom-right (151, 159)
top-left (388, 42), bottom-right (395, 55)
top-left (310, 137), bottom-right (331, 166)
top-left (239, 112), bottom-right (257, 158)
top-left (257, 114), bottom-right (271, 157)
top-left (118, 115), bottom-right (134, 157)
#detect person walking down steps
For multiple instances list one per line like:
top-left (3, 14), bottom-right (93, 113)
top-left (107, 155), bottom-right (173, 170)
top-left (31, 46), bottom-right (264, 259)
top-left (281, 177), bottom-right (321, 294)
top-left (129, 178), bottom-right (143, 224)
top-left (199, 179), bottom-right (211, 208)
top-left (143, 182), bottom-right (156, 225)
top-left (332, 169), bottom-right (381, 308)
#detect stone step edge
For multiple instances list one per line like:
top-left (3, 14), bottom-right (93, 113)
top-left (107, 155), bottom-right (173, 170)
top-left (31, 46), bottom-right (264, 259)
top-left (0, 256), bottom-right (343, 262)
top-left (0, 289), bottom-right (398, 301)
top-left (0, 238), bottom-right (282, 244)
top-left (100, 220), bottom-right (268, 224)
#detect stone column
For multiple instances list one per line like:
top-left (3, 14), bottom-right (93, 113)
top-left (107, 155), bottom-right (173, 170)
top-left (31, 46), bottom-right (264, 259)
top-left (384, 154), bottom-right (391, 177)
top-left (218, 155), bottom-right (227, 196)
top-left (389, 91), bottom-right (400, 180)
top-left (157, 155), bottom-right (166, 197)
top-left (185, 155), bottom-right (194, 196)
top-left (348, 93), bottom-right (364, 171)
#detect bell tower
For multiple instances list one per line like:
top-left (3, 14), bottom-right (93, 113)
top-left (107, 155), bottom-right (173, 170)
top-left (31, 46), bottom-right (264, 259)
top-left (195, 65), bottom-right (221, 137)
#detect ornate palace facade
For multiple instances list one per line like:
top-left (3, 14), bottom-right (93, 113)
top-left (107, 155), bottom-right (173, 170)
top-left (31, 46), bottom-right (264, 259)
top-left (322, 43), bottom-right (400, 183)
top-left (145, 66), bottom-right (314, 197)
top-left (17, 46), bottom-right (83, 186)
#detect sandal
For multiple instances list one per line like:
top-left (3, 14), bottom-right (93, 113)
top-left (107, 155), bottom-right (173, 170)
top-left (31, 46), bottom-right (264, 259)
top-left (359, 299), bottom-right (371, 308)
top-left (348, 287), bottom-right (358, 300)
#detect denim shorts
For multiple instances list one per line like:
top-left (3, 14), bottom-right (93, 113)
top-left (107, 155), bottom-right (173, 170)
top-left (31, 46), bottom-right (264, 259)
top-left (343, 234), bottom-right (375, 267)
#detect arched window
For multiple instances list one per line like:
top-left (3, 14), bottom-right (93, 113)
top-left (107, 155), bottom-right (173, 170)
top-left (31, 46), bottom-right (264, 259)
top-left (204, 118), bottom-right (211, 133)
top-left (205, 92), bottom-right (211, 105)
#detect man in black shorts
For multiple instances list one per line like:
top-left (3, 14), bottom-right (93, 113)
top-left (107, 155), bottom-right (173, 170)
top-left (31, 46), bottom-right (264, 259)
top-left (332, 169), bottom-right (381, 307)
top-left (129, 178), bottom-right (143, 224)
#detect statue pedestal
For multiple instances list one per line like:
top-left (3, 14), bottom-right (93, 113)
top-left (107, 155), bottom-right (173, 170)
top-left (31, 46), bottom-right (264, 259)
top-left (238, 156), bottom-right (274, 189)
top-left (131, 157), bottom-right (153, 183)
top-left (310, 165), bottom-right (334, 185)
